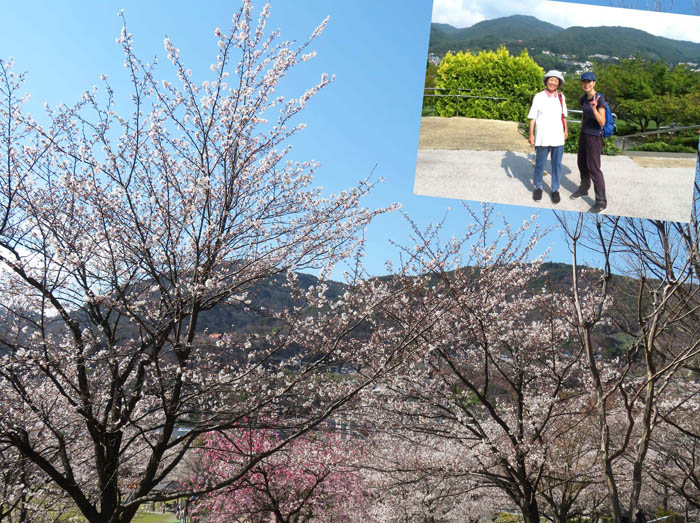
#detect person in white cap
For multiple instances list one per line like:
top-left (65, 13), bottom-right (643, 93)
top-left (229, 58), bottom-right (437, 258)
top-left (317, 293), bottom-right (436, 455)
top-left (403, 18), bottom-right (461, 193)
top-left (527, 70), bottom-right (568, 204)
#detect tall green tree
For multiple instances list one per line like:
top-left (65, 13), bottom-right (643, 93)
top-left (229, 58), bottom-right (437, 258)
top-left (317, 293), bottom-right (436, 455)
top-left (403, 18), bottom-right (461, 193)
top-left (595, 57), bottom-right (654, 108)
top-left (666, 63), bottom-right (700, 96)
top-left (587, 58), bottom-right (700, 132)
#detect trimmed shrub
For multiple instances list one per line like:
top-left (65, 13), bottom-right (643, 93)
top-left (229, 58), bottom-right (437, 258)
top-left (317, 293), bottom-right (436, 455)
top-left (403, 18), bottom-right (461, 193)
top-left (434, 47), bottom-right (543, 122)
top-left (632, 141), bottom-right (696, 153)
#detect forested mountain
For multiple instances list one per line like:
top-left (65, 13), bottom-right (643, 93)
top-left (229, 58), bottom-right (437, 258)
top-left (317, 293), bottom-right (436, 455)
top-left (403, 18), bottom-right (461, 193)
top-left (430, 15), bottom-right (561, 56)
top-left (535, 25), bottom-right (700, 62)
top-left (429, 15), bottom-right (700, 65)
top-left (0, 262), bottom-right (638, 364)
top-left (193, 262), bottom-right (636, 361)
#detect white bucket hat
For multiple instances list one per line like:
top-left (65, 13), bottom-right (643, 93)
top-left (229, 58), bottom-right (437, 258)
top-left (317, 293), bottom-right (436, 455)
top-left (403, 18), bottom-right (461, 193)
top-left (543, 70), bottom-right (565, 86)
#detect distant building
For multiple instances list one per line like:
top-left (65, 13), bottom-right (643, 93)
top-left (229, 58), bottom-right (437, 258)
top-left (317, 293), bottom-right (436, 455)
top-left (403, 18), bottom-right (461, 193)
top-left (428, 53), bottom-right (441, 66)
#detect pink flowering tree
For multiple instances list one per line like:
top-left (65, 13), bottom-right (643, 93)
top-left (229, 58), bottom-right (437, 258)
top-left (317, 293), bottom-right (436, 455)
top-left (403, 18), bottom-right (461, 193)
top-left (0, 3), bottom-right (403, 522)
top-left (188, 427), bottom-right (366, 523)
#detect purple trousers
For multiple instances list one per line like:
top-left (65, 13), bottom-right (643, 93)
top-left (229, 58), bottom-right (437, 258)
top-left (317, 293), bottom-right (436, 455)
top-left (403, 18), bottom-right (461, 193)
top-left (577, 133), bottom-right (607, 207)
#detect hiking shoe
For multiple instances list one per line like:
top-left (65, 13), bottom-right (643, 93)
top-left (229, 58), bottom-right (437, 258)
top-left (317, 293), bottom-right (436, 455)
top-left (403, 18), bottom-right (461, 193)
top-left (569, 188), bottom-right (588, 200)
top-left (589, 204), bottom-right (607, 214)
top-left (551, 191), bottom-right (561, 204)
top-left (533, 188), bottom-right (542, 201)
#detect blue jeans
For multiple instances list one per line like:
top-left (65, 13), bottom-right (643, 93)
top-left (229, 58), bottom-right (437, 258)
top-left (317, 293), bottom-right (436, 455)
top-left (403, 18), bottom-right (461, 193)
top-left (533, 145), bottom-right (564, 192)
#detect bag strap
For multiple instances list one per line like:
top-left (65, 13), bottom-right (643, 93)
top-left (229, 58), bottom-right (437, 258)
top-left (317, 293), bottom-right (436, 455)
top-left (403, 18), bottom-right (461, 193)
top-left (557, 92), bottom-right (566, 131)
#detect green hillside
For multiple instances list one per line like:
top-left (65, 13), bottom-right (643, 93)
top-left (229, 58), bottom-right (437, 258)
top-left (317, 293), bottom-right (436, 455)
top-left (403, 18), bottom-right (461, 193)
top-left (429, 16), bottom-right (700, 66)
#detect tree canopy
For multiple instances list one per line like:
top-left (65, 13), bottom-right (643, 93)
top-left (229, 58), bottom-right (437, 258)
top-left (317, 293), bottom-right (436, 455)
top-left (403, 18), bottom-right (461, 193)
top-left (561, 57), bottom-right (700, 132)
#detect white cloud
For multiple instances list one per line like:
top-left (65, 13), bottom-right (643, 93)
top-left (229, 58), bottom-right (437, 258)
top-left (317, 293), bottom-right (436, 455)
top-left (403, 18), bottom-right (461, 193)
top-left (432, 0), bottom-right (700, 44)
top-left (432, 0), bottom-right (547, 28)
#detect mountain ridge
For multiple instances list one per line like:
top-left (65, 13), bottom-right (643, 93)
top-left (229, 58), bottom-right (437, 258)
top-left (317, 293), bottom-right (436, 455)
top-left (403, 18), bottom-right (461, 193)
top-left (429, 15), bottom-right (700, 67)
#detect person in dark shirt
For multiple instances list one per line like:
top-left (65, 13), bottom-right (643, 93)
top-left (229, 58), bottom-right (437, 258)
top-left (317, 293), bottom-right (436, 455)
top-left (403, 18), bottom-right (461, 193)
top-left (569, 71), bottom-right (607, 213)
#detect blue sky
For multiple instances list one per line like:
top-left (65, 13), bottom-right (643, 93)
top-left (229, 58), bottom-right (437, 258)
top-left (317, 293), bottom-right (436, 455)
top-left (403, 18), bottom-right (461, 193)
top-left (1, 1), bottom-right (696, 278)
top-left (557, 0), bottom-right (699, 16)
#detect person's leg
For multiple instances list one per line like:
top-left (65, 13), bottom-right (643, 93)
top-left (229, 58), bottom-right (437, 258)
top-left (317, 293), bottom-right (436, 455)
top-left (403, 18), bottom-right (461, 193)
top-left (584, 134), bottom-right (607, 207)
top-left (550, 145), bottom-right (563, 193)
top-left (532, 146), bottom-right (547, 200)
top-left (571, 135), bottom-right (590, 199)
top-left (533, 146), bottom-right (547, 190)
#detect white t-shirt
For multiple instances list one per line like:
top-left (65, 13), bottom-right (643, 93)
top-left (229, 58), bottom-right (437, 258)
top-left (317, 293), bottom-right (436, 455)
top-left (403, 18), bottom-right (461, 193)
top-left (527, 90), bottom-right (567, 147)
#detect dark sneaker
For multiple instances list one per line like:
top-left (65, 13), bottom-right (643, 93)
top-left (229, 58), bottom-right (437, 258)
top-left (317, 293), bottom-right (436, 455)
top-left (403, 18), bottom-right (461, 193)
top-left (589, 204), bottom-right (607, 214)
top-left (551, 191), bottom-right (560, 204)
top-left (569, 188), bottom-right (588, 200)
top-left (533, 189), bottom-right (542, 201)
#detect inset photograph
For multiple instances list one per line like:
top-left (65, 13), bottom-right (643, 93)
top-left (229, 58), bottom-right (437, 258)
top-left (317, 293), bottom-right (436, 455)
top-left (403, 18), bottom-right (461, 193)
top-left (416, 0), bottom-right (700, 221)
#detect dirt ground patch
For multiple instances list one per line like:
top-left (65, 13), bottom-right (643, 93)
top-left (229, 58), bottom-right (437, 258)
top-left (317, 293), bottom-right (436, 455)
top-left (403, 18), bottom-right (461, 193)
top-left (418, 117), bottom-right (530, 153)
top-left (630, 157), bottom-right (696, 168)
top-left (419, 117), bottom-right (698, 169)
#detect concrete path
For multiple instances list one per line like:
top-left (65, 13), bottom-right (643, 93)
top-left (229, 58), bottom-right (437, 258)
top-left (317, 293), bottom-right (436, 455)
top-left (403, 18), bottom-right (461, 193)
top-left (415, 149), bottom-right (696, 222)
top-left (415, 117), bottom-right (697, 222)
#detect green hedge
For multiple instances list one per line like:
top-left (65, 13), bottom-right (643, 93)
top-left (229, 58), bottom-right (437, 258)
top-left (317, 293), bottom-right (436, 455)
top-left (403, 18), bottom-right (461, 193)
top-left (632, 140), bottom-right (696, 153)
top-left (434, 47), bottom-right (543, 122)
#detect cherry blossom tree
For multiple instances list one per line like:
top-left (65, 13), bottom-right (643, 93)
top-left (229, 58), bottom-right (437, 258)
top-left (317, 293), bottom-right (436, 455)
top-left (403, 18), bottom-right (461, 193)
top-left (558, 207), bottom-right (700, 522)
top-left (355, 208), bottom-right (592, 523)
top-left (647, 381), bottom-right (700, 515)
top-left (0, 3), bottom-right (402, 522)
top-left (361, 432), bottom-right (499, 522)
top-left (0, 442), bottom-right (72, 523)
top-left (536, 399), bottom-right (606, 523)
top-left (189, 426), bottom-right (365, 522)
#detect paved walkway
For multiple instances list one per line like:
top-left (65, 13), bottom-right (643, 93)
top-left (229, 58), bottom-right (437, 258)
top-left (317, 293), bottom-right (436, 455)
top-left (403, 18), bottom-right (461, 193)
top-left (415, 149), bottom-right (695, 222)
top-left (415, 117), bottom-right (696, 222)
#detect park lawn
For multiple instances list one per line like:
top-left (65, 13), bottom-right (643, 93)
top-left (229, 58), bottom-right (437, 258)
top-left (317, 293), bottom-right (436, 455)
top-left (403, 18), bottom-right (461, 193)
top-left (132, 512), bottom-right (180, 523)
top-left (53, 510), bottom-right (179, 522)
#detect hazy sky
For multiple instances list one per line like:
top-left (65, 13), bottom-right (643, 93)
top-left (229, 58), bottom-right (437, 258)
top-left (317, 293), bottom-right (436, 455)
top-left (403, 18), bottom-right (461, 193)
top-left (433, 0), bottom-right (700, 44)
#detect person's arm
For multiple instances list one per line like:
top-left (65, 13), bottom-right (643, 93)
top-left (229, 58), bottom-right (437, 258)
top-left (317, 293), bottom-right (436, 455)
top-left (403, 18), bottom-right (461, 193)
top-left (589, 95), bottom-right (606, 126)
top-left (562, 95), bottom-right (568, 139)
top-left (527, 96), bottom-right (538, 146)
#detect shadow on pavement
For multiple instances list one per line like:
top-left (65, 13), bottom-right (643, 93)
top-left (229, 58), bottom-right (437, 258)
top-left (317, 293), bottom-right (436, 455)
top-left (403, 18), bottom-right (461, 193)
top-left (500, 151), bottom-right (575, 194)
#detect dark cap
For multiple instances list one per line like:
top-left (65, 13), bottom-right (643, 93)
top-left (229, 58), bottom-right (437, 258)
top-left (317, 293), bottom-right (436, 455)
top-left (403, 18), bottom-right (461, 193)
top-left (581, 72), bottom-right (596, 82)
